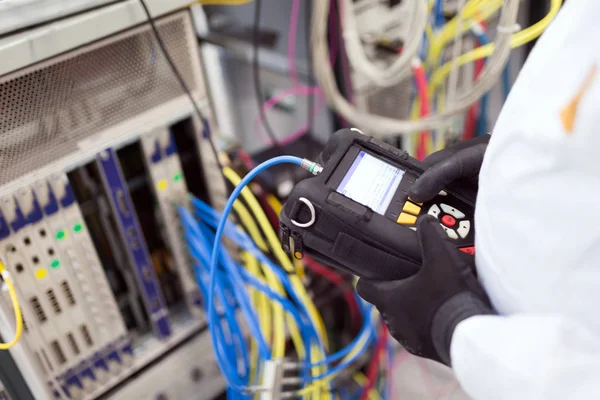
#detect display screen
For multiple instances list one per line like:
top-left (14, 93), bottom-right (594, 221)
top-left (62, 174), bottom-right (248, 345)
top-left (336, 151), bottom-right (404, 215)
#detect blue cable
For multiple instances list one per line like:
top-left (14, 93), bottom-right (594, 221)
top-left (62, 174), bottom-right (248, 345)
top-left (208, 156), bottom-right (304, 388)
top-left (191, 196), bottom-right (378, 371)
top-left (191, 192), bottom-right (377, 384)
top-left (502, 58), bottom-right (511, 99)
top-left (434, 0), bottom-right (445, 28)
top-left (470, 28), bottom-right (490, 137)
top-left (197, 221), bottom-right (272, 359)
top-left (470, 27), bottom-right (511, 136)
top-left (187, 237), bottom-right (250, 381)
top-left (181, 209), bottom-right (250, 388)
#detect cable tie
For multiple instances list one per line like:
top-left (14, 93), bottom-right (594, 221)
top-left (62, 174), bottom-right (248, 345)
top-left (496, 23), bottom-right (521, 34)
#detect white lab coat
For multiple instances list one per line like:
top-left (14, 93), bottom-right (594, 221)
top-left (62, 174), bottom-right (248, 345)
top-left (450, 1), bottom-right (600, 399)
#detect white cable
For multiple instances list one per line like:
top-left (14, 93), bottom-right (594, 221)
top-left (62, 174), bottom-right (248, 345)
top-left (312, 0), bottom-right (519, 137)
top-left (341, 0), bottom-right (428, 88)
top-left (446, 0), bottom-right (468, 108)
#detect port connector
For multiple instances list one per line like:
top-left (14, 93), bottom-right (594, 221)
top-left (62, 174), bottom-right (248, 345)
top-left (66, 332), bottom-right (80, 356)
top-left (46, 289), bottom-right (62, 314)
top-left (80, 324), bottom-right (93, 347)
top-left (60, 280), bottom-right (76, 306)
top-left (30, 297), bottom-right (47, 323)
top-left (50, 340), bottom-right (67, 365)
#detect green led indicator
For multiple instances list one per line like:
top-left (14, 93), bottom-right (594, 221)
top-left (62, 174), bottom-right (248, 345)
top-left (50, 260), bottom-right (60, 269)
top-left (56, 230), bottom-right (66, 240)
top-left (73, 223), bottom-right (83, 233)
top-left (173, 173), bottom-right (183, 182)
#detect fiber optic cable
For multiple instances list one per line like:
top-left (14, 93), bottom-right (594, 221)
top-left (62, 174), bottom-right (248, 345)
top-left (182, 213), bottom-right (252, 388)
top-left (470, 23), bottom-right (491, 137)
top-left (192, 196), bottom-right (375, 370)
top-left (353, 373), bottom-right (382, 400)
top-left (430, 0), bottom-right (562, 94)
top-left (0, 260), bottom-right (23, 350)
top-left (183, 216), bottom-right (252, 378)
top-left (192, 182), bottom-right (374, 396)
top-left (233, 200), bottom-right (306, 380)
top-left (222, 181), bottom-right (312, 387)
top-left (222, 167), bottom-right (329, 347)
top-left (189, 189), bottom-right (378, 395)
top-left (193, 197), bottom-right (328, 395)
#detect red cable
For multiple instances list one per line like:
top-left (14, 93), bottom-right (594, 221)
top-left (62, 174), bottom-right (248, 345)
top-left (237, 149), bottom-right (256, 171)
top-left (411, 59), bottom-right (430, 161)
top-left (303, 256), bottom-right (361, 331)
top-left (464, 22), bottom-right (487, 140)
top-left (360, 324), bottom-right (388, 400)
top-left (464, 56), bottom-right (484, 140)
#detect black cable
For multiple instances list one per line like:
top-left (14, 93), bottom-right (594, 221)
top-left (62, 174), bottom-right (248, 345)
top-left (138, 0), bottom-right (224, 172)
top-left (253, 0), bottom-right (285, 154)
top-left (304, 0), bottom-right (315, 139)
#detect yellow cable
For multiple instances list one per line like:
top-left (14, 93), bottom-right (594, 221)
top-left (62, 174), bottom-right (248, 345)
top-left (428, 0), bottom-right (503, 67)
top-left (226, 174), bottom-right (318, 396)
top-left (234, 207), bottom-right (284, 359)
top-left (243, 251), bottom-right (269, 387)
top-left (263, 194), bottom-right (306, 280)
top-left (353, 372), bottom-right (383, 400)
top-left (0, 261), bottom-right (23, 350)
top-left (430, 0), bottom-right (562, 93)
top-left (265, 194), bottom-right (282, 216)
top-left (223, 167), bottom-right (331, 399)
top-left (292, 310), bottom-right (378, 396)
top-left (233, 201), bottom-right (269, 253)
top-left (223, 167), bottom-right (329, 346)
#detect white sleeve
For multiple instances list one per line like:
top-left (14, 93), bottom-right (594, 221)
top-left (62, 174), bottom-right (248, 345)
top-left (451, 314), bottom-right (600, 400)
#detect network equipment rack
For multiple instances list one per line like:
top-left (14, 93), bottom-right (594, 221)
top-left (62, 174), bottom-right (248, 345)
top-left (0, 4), bottom-right (227, 399)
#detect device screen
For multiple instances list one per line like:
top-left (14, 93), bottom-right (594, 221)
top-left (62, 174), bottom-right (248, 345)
top-left (336, 151), bottom-right (404, 215)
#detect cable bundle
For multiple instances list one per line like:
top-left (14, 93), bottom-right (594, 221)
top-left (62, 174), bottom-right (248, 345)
top-left (180, 163), bottom-right (387, 399)
top-left (312, 0), bottom-right (562, 138)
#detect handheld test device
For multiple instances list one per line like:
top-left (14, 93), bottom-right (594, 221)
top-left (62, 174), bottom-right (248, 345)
top-left (279, 129), bottom-right (476, 280)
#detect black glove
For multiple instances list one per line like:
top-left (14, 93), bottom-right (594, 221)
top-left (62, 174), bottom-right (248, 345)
top-left (357, 215), bottom-right (495, 366)
top-left (409, 135), bottom-right (490, 203)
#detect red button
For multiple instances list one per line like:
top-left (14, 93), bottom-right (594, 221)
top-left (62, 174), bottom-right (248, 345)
top-left (441, 215), bottom-right (456, 227)
top-left (459, 246), bottom-right (475, 255)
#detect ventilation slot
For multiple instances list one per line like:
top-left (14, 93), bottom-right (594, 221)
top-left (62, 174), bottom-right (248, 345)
top-left (0, 13), bottom-right (198, 186)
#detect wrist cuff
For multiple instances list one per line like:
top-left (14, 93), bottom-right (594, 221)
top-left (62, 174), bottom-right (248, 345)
top-left (431, 292), bottom-right (494, 366)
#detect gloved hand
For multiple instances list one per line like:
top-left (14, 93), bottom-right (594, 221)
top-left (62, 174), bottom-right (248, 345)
top-left (357, 215), bottom-right (495, 366)
top-left (409, 134), bottom-right (490, 203)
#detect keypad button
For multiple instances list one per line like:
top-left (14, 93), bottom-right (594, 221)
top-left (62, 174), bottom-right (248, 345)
top-left (457, 220), bottom-right (471, 238)
top-left (459, 246), bottom-right (475, 255)
top-left (428, 204), bottom-right (441, 218)
top-left (440, 203), bottom-right (466, 219)
top-left (441, 215), bottom-right (456, 227)
top-left (402, 202), bottom-right (421, 216)
top-left (440, 224), bottom-right (459, 239)
top-left (397, 213), bottom-right (417, 225)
